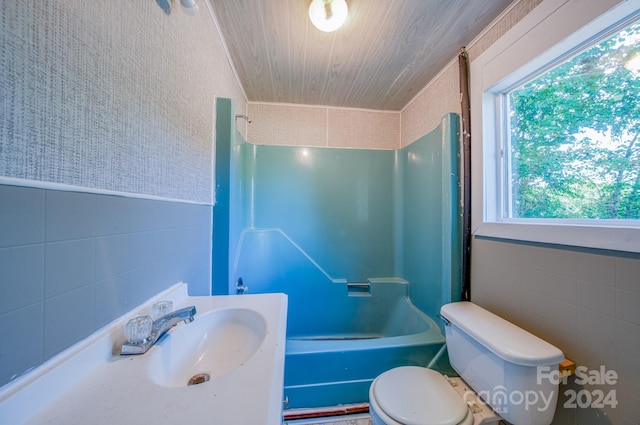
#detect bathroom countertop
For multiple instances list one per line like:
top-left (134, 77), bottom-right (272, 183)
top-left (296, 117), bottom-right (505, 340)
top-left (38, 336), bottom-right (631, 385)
top-left (0, 284), bottom-right (288, 425)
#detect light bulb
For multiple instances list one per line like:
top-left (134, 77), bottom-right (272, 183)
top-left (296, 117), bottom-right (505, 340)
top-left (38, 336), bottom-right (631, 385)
top-left (180, 0), bottom-right (198, 16)
top-left (309, 0), bottom-right (348, 33)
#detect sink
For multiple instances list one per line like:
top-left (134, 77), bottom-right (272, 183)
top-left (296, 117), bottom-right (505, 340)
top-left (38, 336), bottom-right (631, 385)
top-left (147, 308), bottom-right (267, 387)
top-left (0, 284), bottom-right (288, 425)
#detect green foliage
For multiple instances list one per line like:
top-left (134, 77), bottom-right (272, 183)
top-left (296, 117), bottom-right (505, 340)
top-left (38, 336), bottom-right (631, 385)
top-left (509, 21), bottom-right (640, 220)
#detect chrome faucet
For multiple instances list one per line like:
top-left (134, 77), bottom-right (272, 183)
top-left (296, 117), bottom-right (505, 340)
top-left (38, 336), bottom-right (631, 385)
top-left (120, 305), bottom-right (197, 355)
top-left (236, 277), bottom-right (249, 294)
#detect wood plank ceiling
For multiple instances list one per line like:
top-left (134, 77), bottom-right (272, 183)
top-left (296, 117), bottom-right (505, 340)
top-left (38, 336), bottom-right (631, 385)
top-left (210, 0), bottom-right (515, 111)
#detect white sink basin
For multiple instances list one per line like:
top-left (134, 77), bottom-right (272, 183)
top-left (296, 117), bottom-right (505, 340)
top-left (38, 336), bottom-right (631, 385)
top-left (147, 308), bottom-right (266, 387)
top-left (0, 284), bottom-right (288, 425)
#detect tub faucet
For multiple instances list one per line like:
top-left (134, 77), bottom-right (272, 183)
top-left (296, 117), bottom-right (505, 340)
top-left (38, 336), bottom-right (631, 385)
top-left (120, 306), bottom-right (197, 355)
top-left (236, 277), bottom-right (249, 294)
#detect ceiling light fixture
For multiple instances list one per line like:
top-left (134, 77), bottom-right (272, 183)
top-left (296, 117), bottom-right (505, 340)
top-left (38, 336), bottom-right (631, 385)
top-left (309, 0), bottom-right (348, 33)
top-left (156, 0), bottom-right (198, 16)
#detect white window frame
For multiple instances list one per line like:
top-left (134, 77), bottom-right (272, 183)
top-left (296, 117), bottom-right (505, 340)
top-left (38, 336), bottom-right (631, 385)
top-left (471, 0), bottom-right (640, 254)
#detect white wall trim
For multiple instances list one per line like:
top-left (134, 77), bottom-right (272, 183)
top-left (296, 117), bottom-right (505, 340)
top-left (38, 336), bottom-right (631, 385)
top-left (0, 177), bottom-right (213, 206)
top-left (470, 0), bottom-right (640, 254)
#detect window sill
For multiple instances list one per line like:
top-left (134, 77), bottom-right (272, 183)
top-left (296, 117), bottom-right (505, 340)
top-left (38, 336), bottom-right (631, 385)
top-left (473, 221), bottom-right (640, 255)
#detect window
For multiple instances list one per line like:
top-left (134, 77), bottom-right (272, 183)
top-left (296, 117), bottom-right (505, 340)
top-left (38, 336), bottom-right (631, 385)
top-left (505, 19), bottom-right (640, 221)
top-left (471, 0), bottom-right (640, 253)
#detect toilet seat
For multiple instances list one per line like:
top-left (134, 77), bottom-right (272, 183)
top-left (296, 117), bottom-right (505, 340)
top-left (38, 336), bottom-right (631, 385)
top-left (370, 367), bottom-right (472, 425)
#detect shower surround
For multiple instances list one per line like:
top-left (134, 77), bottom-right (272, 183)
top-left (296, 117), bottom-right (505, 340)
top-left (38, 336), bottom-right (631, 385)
top-left (214, 98), bottom-right (462, 408)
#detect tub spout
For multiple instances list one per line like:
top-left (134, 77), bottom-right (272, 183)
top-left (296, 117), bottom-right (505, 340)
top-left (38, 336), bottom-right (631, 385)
top-left (236, 277), bottom-right (249, 294)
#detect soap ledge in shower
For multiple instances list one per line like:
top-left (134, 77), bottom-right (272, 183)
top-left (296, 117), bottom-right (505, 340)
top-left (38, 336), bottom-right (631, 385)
top-left (347, 282), bottom-right (371, 297)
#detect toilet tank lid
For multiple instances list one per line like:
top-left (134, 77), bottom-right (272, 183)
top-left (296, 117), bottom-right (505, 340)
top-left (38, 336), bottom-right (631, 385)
top-left (440, 302), bottom-right (564, 366)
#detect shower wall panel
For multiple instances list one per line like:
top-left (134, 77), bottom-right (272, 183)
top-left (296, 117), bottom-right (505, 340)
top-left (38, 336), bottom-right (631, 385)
top-left (400, 115), bottom-right (462, 317)
top-left (249, 146), bottom-right (396, 281)
top-left (220, 107), bottom-right (461, 319)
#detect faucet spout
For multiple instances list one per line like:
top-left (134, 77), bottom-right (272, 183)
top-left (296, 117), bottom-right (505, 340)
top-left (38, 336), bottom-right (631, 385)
top-left (120, 305), bottom-right (196, 355)
top-left (153, 306), bottom-right (196, 337)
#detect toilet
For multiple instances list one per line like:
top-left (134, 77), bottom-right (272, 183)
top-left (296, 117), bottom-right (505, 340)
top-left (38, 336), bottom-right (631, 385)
top-left (369, 302), bottom-right (565, 425)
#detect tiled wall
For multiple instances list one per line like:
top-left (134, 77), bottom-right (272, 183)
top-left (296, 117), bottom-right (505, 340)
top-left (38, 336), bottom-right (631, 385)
top-left (472, 237), bottom-right (640, 425)
top-left (247, 103), bottom-right (400, 149)
top-left (0, 184), bottom-right (212, 387)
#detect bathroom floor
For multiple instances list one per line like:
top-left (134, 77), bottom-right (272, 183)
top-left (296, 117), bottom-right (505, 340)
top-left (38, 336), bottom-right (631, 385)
top-left (283, 413), bottom-right (372, 425)
top-left (284, 412), bottom-right (513, 425)
top-left (283, 412), bottom-right (512, 425)
top-left (283, 403), bottom-right (372, 425)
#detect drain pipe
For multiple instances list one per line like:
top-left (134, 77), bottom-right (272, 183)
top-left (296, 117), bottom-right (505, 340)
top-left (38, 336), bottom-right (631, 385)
top-left (426, 343), bottom-right (447, 369)
top-left (458, 47), bottom-right (472, 302)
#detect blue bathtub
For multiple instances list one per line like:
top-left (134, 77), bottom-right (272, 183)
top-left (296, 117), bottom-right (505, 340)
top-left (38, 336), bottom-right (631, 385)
top-left (283, 278), bottom-right (446, 409)
top-left (232, 229), bottom-right (451, 409)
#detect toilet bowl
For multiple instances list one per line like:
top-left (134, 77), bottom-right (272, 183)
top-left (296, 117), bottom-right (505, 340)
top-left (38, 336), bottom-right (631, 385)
top-left (369, 302), bottom-right (564, 425)
top-left (369, 366), bottom-right (498, 425)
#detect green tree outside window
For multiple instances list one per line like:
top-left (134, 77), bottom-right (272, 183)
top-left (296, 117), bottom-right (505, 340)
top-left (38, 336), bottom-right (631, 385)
top-left (508, 20), bottom-right (640, 220)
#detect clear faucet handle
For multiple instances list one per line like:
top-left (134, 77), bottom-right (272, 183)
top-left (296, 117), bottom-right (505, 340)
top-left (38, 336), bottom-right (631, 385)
top-left (152, 300), bottom-right (174, 320)
top-left (125, 315), bottom-right (152, 344)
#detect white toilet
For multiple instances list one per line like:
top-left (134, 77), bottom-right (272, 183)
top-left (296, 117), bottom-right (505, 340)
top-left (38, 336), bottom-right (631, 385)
top-left (369, 302), bottom-right (565, 425)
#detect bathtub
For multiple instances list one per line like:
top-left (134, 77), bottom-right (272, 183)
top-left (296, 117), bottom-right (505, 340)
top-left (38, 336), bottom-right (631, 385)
top-left (283, 278), bottom-right (447, 409)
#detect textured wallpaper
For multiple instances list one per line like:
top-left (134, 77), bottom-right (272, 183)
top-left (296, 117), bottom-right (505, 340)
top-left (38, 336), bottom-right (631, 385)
top-left (0, 0), bottom-right (246, 204)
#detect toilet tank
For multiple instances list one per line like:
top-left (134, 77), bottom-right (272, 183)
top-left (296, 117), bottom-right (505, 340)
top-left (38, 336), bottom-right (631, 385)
top-left (439, 302), bottom-right (564, 425)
